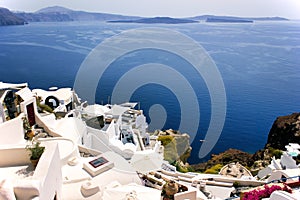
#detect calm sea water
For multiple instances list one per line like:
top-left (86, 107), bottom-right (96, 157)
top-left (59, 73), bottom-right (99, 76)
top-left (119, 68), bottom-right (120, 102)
top-left (0, 21), bottom-right (299, 163)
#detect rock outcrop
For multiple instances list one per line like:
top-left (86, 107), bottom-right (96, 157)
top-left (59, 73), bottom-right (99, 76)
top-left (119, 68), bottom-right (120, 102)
top-left (153, 113), bottom-right (300, 174)
top-left (266, 112), bottom-right (300, 150)
top-left (154, 129), bottom-right (192, 164)
top-left (0, 7), bottom-right (26, 26)
top-left (192, 112), bottom-right (300, 174)
top-left (250, 113), bottom-right (300, 173)
top-left (191, 149), bottom-right (253, 172)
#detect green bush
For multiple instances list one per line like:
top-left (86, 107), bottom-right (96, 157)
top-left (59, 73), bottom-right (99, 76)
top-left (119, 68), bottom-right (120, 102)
top-left (174, 161), bottom-right (190, 173)
top-left (38, 103), bottom-right (53, 113)
top-left (204, 164), bottom-right (223, 174)
top-left (158, 135), bottom-right (174, 146)
top-left (36, 97), bottom-right (53, 113)
top-left (269, 147), bottom-right (283, 159)
top-left (233, 181), bottom-right (240, 188)
top-left (273, 149), bottom-right (283, 159)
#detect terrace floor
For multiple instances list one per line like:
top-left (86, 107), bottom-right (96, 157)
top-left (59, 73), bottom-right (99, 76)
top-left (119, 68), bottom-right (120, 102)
top-left (0, 164), bottom-right (34, 180)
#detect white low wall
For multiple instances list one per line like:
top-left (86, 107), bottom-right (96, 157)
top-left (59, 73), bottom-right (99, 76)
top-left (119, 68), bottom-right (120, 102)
top-left (32, 142), bottom-right (62, 200)
top-left (0, 143), bottom-right (62, 200)
top-left (0, 114), bottom-right (25, 145)
top-left (0, 146), bottom-right (29, 167)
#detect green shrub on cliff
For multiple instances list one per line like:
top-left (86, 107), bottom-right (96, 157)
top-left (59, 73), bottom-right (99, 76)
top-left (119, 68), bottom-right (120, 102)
top-left (174, 160), bottom-right (193, 173)
top-left (204, 164), bottom-right (223, 174)
top-left (158, 135), bottom-right (174, 146)
top-left (268, 147), bottom-right (283, 159)
top-left (273, 150), bottom-right (283, 159)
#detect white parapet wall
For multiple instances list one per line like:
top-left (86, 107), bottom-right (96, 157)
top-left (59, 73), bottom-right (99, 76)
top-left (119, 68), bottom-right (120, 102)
top-left (0, 114), bottom-right (25, 145)
top-left (0, 142), bottom-right (62, 200)
top-left (0, 146), bottom-right (29, 167)
top-left (31, 142), bottom-right (62, 200)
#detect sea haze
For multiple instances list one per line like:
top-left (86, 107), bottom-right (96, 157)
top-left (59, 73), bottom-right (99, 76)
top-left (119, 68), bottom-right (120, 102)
top-left (0, 21), bottom-right (299, 163)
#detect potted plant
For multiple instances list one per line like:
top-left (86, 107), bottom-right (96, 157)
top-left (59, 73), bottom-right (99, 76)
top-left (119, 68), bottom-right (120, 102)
top-left (23, 116), bottom-right (34, 140)
top-left (26, 139), bottom-right (45, 168)
top-left (162, 180), bottom-right (179, 200)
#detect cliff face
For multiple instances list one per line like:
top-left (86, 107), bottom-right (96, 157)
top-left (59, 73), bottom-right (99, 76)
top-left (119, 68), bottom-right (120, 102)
top-left (0, 7), bottom-right (26, 25)
top-left (155, 129), bottom-right (192, 164)
top-left (192, 112), bottom-right (300, 173)
top-left (266, 112), bottom-right (300, 150)
top-left (154, 113), bottom-right (300, 174)
top-left (191, 149), bottom-right (253, 172)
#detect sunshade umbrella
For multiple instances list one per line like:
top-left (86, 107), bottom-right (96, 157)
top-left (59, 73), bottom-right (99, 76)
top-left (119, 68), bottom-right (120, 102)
top-left (130, 150), bottom-right (164, 173)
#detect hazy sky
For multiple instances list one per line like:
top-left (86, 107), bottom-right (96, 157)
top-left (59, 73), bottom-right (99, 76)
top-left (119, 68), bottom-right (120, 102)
top-left (0, 0), bottom-right (300, 19)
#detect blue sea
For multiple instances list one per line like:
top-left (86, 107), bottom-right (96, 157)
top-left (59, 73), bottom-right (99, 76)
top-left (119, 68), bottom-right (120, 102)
top-left (0, 21), bottom-right (299, 163)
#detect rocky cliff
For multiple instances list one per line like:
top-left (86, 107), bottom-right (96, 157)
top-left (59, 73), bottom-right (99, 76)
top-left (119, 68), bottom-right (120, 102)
top-left (0, 7), bottom-right (26, 26)
top-left (154, 129), bottom-right (192, 172)
top-left (249, 112), bottom-right (300, 172)
top-left (266, 112), bottom-right (300, 150)
top-left (191, 149), bottom-right (253, 172)
top-left (191, 112), bottom-right (300, 174)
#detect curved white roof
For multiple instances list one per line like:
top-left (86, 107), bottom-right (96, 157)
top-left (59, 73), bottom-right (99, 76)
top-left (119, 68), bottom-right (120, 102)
top-left (32, 88), bottom-right (72, 104)
top-left (83, 104), bottom-right (110, 116)
top-left (0, 82), bottom-right (28, 90)
top-left (105, 105), bottom-right (129, 116)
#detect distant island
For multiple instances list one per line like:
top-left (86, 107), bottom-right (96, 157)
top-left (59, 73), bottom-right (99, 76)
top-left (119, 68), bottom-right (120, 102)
top-left (108, 17), bottom-right (198, 24)
top-left (188, 15), bottom-right (289, 22)
top-left (205, 16), bottom-right (289, 23)
top-left (14, 6), bottom-right (140, 23)
top-left (0, 6), bottom-right (290, 26)
top-left (206, 17), bottom-right (253, 23)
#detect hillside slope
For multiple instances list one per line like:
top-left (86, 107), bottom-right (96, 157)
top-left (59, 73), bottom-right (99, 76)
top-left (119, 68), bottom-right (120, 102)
top-left (0, 7), bottom-right (26, 25)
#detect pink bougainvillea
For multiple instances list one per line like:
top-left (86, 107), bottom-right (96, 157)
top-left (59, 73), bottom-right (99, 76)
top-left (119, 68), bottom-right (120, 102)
top-left (243, 184), bottom-right (292, 200)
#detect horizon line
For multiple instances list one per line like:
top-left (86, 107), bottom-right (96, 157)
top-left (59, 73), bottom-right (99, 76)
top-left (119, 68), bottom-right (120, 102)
top-left (1, 5), bottom-right (296, 20)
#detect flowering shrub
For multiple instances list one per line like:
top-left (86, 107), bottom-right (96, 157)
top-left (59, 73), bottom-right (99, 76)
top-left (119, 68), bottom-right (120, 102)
top-left (243, 184), bottom-right (292, 200)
